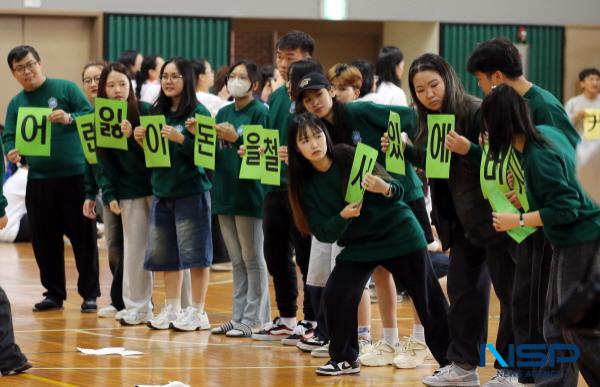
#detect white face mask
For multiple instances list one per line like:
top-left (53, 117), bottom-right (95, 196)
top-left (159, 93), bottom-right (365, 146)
top-left (227, 78), bottom-right (251, 98)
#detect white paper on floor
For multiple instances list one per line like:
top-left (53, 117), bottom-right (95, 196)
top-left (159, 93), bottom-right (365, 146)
top-left (135, 382), bottom-right (190, 387)
top-left (77, 347), bottom-right (144, 356)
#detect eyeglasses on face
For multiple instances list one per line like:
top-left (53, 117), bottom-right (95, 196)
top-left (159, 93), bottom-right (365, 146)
top-left (83, 75), bottom-right (101, 85)
top-left (13, 61), bottom-right (38, 74)
top-left (160, 74), bottom-right (183, 82)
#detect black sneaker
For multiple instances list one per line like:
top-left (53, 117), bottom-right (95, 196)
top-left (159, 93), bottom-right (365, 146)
top-left (1, 362), bottom-right (32, 376)
top-left (316, 360), bottom-right (360, 376)
top-left (81, 299), bottom-right (97, 313)
top-left (33, 297), bottom-right (62, 312)
top-left (296, 336), bottom-right (327, 352)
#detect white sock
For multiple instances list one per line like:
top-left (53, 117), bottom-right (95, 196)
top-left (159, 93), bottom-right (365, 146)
top-left (357, 325), bottom-right (371, 342)
top-left (412, 324), bottom-right (425, 342)
top-left (166, 298), bottom-right (181, 313)
top-left (280, 317), bottom-right (296, 328)
top-left (383, 328), bottom-right (400, 346)
top-left (193, 303), bottom-right (205, 313)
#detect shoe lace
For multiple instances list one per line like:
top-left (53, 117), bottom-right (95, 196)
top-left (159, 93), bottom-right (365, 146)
top-left (291, 324), bottom-right (307, 336)
top-left (156, 305), bottom-right (174, 320)
top-left (433, 364), bottom-right (453, 376)
top-left (372, 340), bottom-right (394, 354)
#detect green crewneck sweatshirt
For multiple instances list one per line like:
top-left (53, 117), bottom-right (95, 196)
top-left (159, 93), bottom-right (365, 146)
top-left (150, 104), bottom-right (212, 198)
top-left (212, 99), bottom-right (268, 218)
top-left (98, 102), bottom-right (153, 203)
top-left (3, 78), bottom-right (93, 180)
top-left (521, 125), bottom-right (600, 246)
top-left (266, 85), bottom-right (293, 191)
top-left (303, 159), bottom-right (426, 263)
top-left (344, 102), bottom-right (424, 202)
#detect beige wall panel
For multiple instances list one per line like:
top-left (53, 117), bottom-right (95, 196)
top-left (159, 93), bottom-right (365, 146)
top-left (0, 16), bottom-right (24, 124)
top-left (564, 26), bottom-right (600, 102)
top-left (383, 21), bottom-right (439, 105)
top-left (23, 16), bottom-right (94, 95)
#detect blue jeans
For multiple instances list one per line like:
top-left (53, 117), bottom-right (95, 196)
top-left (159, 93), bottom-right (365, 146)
top-left (145, 193), bottom-right (213, 271)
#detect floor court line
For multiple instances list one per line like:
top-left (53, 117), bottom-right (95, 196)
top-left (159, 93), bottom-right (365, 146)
top-left (20, 373), bottom-right (79, 387)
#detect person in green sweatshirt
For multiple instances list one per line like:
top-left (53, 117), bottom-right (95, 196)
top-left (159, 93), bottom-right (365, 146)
top-left (79, 60), bottom-right (127, 320)
top-left (286, 112), bottom-right (449, 376)
top-left (0, 140), bottom-right (31, 377)
top-left (484, 85), bottom-right (600, 387)
top-left (94, 62), bottom-right (156, 327)
top-left (133, 57), bottom-right (213, 332)
top-left (256, 31), bottom-right (316, 341)
top-left (3, 45), bottom-right (99, 313)
top-left (295, 71), bottom-right (435, 354)
top-left (467, 37), bottom-right (577, 386)
top-left (199, 59), bottom-right (270, 338)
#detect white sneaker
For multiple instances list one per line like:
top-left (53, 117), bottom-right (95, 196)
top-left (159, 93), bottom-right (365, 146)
top-left (171, 307), bottom-right (210, 331)
top-left (422, 363), bottom-right (480, 386)
top-left (147, 305), bottom-right (179, 330)
top-left (359, 340), bottom-right (399, 366)
top-left (393, 336), bottom-right (429, 369)
top-left (311, 342), bottom-right (330, 358)
top-left (114, 309), bottom-right (128, 320)
top-left (483, 372), bottom-right (521, 386)
top-left (97, 305), bottom-right (118, 318)
top-left (358, 339), bottom-right (373, 356)
top-left (119, 310), bottom-right (153, 326)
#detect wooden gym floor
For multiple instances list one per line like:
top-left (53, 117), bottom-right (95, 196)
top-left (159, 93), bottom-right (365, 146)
top-left (0, 241), bottom-right (587, 386)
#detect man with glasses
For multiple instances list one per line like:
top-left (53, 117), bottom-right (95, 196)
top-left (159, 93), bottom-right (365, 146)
top-left (3, 45), bottom-right (100, 313)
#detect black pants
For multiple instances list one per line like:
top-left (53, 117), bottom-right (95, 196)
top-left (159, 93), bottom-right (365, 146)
top-left (14, 214), bottom-right (31, 243)
top-left (263, 190), bottom-right (313, 320)
top-left (513, 229), bottom-right (552, 383)
top-left (0, 286), bottom-right (27, 372)
top-left (211, 215), bottom-right (231, 264)
top-left (324, 250), bottom-right (450, 364)
top-left (538, 239), bottom-right (600, 387)
top-left (446, 230), bottom-right (516, 369)
top-left (25, 175), bottom-right (100, 301)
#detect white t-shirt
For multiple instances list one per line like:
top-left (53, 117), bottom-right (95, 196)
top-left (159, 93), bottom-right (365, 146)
top-left (577, 140), bottom-right (600, 204)
top-left (355, 93), bottom-right (384, 104)
top-left (564, 94), bottom-right (600, 133)
top-left (196, 91), bottom-right (231, 117)
top-left (140, 81), bottom-right (161, 105)
top-left (376, 81), bottom-right (408, 107)
top-left (0, 168), bottom-right (28, 242)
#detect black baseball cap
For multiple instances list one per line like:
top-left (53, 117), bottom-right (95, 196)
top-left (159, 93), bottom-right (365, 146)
top-left (296, 72), bottom-right (330, 102)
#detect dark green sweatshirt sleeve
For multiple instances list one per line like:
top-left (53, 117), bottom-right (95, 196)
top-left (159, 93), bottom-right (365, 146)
top-left (67, 82), bottom-right (93, 119)
top-left (308, 210), bottom-right (352, 243)
top-left (84, 163), bottom-right (99, 200)
top-left (3, 98), bottom-right (18, 154)
top-left (532, 149), bottom-right (582, 226)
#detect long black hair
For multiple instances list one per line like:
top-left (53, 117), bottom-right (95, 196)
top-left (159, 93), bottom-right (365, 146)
top-left (287, 112), bottom-right (390, 235)
top-left (97, 62), bottom-right (141, 127)
top-left (135, 55), bottom-right (160, 99)
top-left (153, 57), bottom-right (199, 120)
top-left (376, 46), bottom-right (403, 87)
top-left (408, 53), bottom-right (480, 152)
top-left (481, 84), bottom-right (547, 161)
top-left (287, 113), bottom-right (352, 235)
